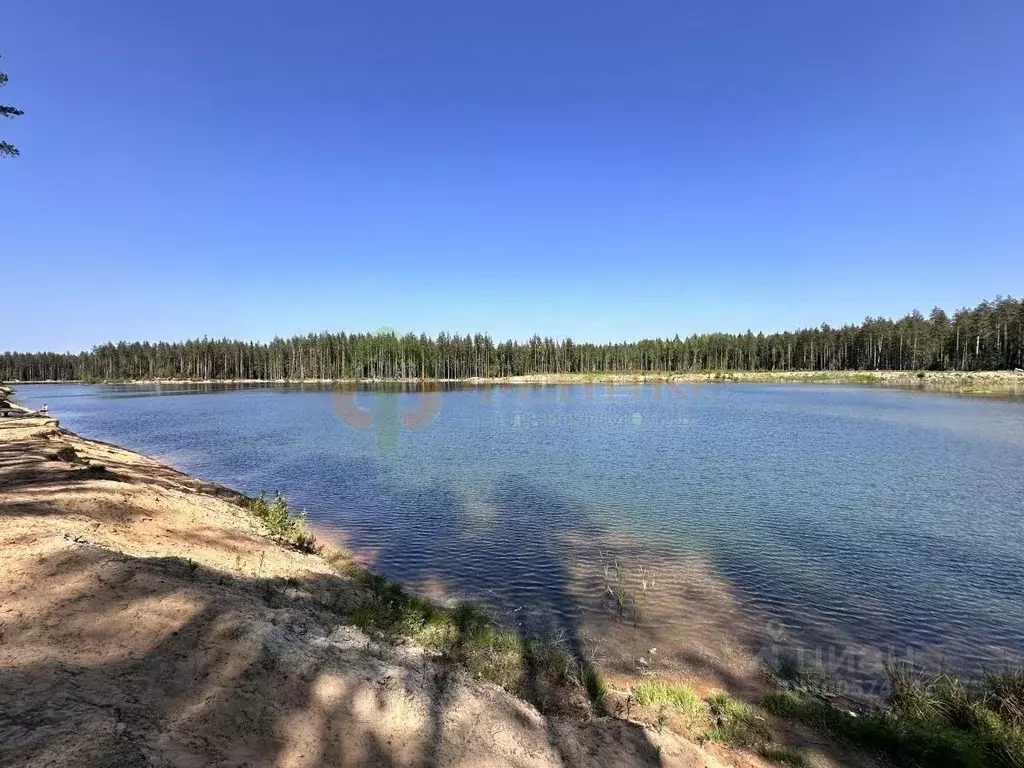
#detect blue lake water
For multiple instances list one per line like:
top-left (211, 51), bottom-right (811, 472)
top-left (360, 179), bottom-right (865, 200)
top-left (14, 382), bottom-right (1024, 693)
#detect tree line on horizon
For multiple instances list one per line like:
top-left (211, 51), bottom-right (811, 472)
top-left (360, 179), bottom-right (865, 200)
top-left (2, 296), bottom-right (1022, 382)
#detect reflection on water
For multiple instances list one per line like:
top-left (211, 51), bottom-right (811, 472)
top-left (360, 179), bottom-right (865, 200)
top-left (14, 382), bottom-right (1024, 695)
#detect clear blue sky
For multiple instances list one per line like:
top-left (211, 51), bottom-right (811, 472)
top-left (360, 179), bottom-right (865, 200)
top-left (3, 1), bottom-right (1022, 352)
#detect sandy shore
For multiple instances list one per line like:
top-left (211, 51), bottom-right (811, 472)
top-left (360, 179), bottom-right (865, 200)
top-left (1, 407), bottom-right (767, 767)
top-left (14, 369), bottom-right (1024, 394)
top-left (471, 369), bottom-right (1024, 393)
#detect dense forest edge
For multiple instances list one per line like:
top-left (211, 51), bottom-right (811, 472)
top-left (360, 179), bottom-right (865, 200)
top-left (4, 295), bottom-right (1023, 382)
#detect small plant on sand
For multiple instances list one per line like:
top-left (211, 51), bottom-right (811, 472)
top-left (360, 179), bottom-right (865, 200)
top-left (757, 745), bottom-right (808, 766)
top-left (246, 492), bottom-right (319, 553)
top-left (462, 626), bottom-right (530, 690)
top-left (322, 546), bottom-right (354, 567)
top-left (705, 690), bottom-right (771, 748)
top-left (634, 680), bottom-right (711, 732)
top-left (632, 678), bottom-right (807, 763)
top-left (635, 679), bottom-right (704, 709)
top-left (51, 446), bottom-right (80, 463)
top-left (322, 547), bottom-right (363, 577)
top-left (583, 665), bottom-right (608, 707)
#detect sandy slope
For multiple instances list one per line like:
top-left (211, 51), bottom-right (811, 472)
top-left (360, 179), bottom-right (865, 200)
top-left (0, 412), bottom-right (742, 767)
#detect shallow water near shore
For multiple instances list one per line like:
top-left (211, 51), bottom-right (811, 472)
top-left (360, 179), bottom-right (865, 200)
top-left (15, 382), bottom-right (1024, 695)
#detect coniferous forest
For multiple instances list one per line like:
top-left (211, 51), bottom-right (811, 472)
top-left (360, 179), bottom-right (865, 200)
top-left (3, 296), bottom-right (1022, 382)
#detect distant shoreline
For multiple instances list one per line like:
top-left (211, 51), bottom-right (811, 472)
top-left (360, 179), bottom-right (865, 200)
top-left (8, 369), bottom-right (1024, 394)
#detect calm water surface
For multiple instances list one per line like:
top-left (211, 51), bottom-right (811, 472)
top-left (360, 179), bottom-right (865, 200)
top-left (15, 382), bottom-right (1024, 690)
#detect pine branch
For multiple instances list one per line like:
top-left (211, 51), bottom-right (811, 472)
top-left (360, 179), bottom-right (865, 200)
top-left (1, 56), bottom-right (24, 155)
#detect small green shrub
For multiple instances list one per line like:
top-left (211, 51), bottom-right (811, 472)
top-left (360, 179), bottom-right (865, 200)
top-left (583, 666), bottom-right (608, 706)
top-left (246, 492), bottom-right (319, 552)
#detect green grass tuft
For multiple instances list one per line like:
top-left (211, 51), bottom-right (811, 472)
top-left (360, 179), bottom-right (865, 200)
top-left (984, 669), bottom-right (1024, 727)
top-left (763, 662), bottom-right (1024, 768)
top-left (761, 687), bottom-right (1017, 768)
top-left (461, 627), bottom-right (528, 691)
top-left (758, 745), bottom-right (808, 766)
top-left (452, 603), bottom-right (493, 638)
top-left (583, 666), bottom-right (608, 707)
top-left (322, 547), bottom-right (355, 570)
top-left (705, 691), bottom-right (771, 748)
top-left (246, 492), bottom-right (319, 552)
top-left (634, 679), bottom-right (703, 709)
top-left (634, 679), bottom-right (711, 731)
